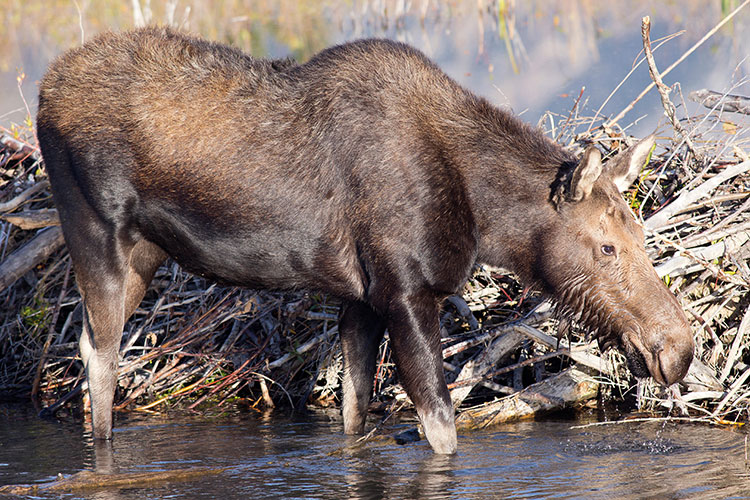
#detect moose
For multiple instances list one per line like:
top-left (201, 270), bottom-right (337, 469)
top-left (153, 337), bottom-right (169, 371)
top-left (36, 27), bottom-right (694, 454)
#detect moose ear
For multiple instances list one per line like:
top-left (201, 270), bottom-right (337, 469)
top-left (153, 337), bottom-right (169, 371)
top-left (605, 134), bottom-right (656, 192)
top-left (568, 146), bottom-right (602, 202)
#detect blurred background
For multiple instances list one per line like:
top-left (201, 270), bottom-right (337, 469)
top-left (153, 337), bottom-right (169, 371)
top-left (1, 0), bottom-right (749, 136)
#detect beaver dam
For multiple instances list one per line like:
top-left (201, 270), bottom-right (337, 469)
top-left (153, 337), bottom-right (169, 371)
top-left (1, 27), bottom-right (749, 442)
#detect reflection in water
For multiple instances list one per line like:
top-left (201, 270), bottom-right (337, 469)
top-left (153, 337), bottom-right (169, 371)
top-left (341, 443), bottom-right (459, 499)
top-left (0, 405), bottom-right (748, 499)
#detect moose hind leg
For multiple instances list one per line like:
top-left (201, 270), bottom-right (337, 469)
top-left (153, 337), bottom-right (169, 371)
top-left (77, 269), bottom-right (128, 440)
top-left (339, 301), bottom-right (386, 434)
top-left (387, 295), bottom-right (456, 454)
top-left (77, 239), bottom-right (164, 440)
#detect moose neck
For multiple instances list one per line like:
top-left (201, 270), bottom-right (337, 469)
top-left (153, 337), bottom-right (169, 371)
top-left (431, 95), bottom-right (575, 283)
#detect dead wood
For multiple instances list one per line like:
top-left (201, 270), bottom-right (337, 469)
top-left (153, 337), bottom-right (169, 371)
top-left (0, 181), bottom-right (49, 213)
top-left (690, 89), bottom-right (750, 115)
top-left (0, 208), bottom-right (60, 229)
top-left (450, 329), bottom-right (524, 406)
top-left (641, 16), bottom-right (701, 160)
top-left (0, 226), bottom-right (64, 292)
top-left (454, 367), bottom-right (598, 430)
top-left (0, 132), bottom-right (41, 162)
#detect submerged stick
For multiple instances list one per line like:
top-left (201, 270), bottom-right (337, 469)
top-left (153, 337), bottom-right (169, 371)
top-left (0, 467), bottom-right (228, 495)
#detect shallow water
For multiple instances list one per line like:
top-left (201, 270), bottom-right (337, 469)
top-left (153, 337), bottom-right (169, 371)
top-left (1, 403), bottom-right (748, 499)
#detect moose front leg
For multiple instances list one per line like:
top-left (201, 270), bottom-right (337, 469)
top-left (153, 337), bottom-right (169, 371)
top-left (387, 295), bottom-right (456, 454)
top-left (339, 301), bottom-right (386, 435)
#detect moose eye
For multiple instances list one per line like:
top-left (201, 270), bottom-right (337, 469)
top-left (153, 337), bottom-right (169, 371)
top-left (601, 244), bottom-right (616, 257)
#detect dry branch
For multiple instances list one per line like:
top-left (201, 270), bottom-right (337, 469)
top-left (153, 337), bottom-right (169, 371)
top-left (645, 160), bottom-right (750, 230)
top-left (641, 16), bottom-right (700, 159)
top-left (0, 181), bottom-right (49, 214)
top-left (1, 208), bottom-right (60, 229)
top-left (0, 227), bottom-right (64, 292)
top-left (689, 89), bottom-right (750, 115)
top-left (450, 329), bottom-right (524, 406)
top-left (514, 323), bottom-right (614, 377)
top-left (604, 0), bottom-right (750, 128)
top-left (0, 133), bottom-right (41, 162)
top-left (455, 367), bottom-right (598, 430)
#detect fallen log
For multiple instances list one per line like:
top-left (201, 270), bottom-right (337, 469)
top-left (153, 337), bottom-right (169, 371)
top-left (450, 329), bottom-right (524, 406)
top-left (455, 367), bottom-right (598, 430)
top-left (0, 226), bottom-right (65, 292)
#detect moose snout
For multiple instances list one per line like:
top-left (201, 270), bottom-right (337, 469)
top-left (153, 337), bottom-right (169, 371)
top-left (624, 322), bottom-right (694, 387)
top-left (653, 338), bottom-right (694, 386)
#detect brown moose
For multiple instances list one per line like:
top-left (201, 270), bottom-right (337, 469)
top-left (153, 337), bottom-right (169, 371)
top-left (36, 27), bottom-right (694, 454)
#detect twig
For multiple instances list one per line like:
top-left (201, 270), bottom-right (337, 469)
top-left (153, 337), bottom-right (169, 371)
top-left (266, 326), bottom-right (338, 369)
top-left (514, 323), bottom-right (613, 377)
top-left (719, 303), bottom-right (750, 384)
top-left (654, 231), bottom-right (749, 280)
top-left (570, 416), bottom-right (733, 429)
top-left (605, 0), bottom-right (750, 128)
top-left (641, 16), bottom-right (701, 161)
top-left (448, 350), bottom-right (564, 389)
top-left (689, 89), bottom-right (750, 115)
top-left (0, 181), bottom-right (49, 213)
top-left (555, 86), bottom-right (585, 142)
top-left (585, 31), bottom-right (684, 134)
top-left (711, 365), bottom-right (750, 419)
top-left (645, 160), bottom-right (750, 230)
top-left (442, 306), bottom-right (552, 359)
top-left (31, 261), bottom-right (71, 399)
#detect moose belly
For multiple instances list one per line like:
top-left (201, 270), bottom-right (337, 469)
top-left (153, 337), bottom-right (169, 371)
top-left (134, 202), bottom-right (366, 299)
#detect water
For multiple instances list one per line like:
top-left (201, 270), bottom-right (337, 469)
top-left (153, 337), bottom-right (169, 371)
top-left (2, 1), bottom-right (749, 138)
top-left (1, 403), bottom-right (748, 499)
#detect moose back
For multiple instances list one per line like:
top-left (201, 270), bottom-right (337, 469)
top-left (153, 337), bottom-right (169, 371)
top-left (36, 27), bottom-right (693, 454)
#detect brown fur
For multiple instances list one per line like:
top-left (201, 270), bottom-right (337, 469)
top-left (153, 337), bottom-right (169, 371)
top-left (37, 27), bottom-right (693, 454)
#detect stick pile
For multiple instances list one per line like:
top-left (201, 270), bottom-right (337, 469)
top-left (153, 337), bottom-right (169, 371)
top-left (1, 25), bottom-right (749, 428)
